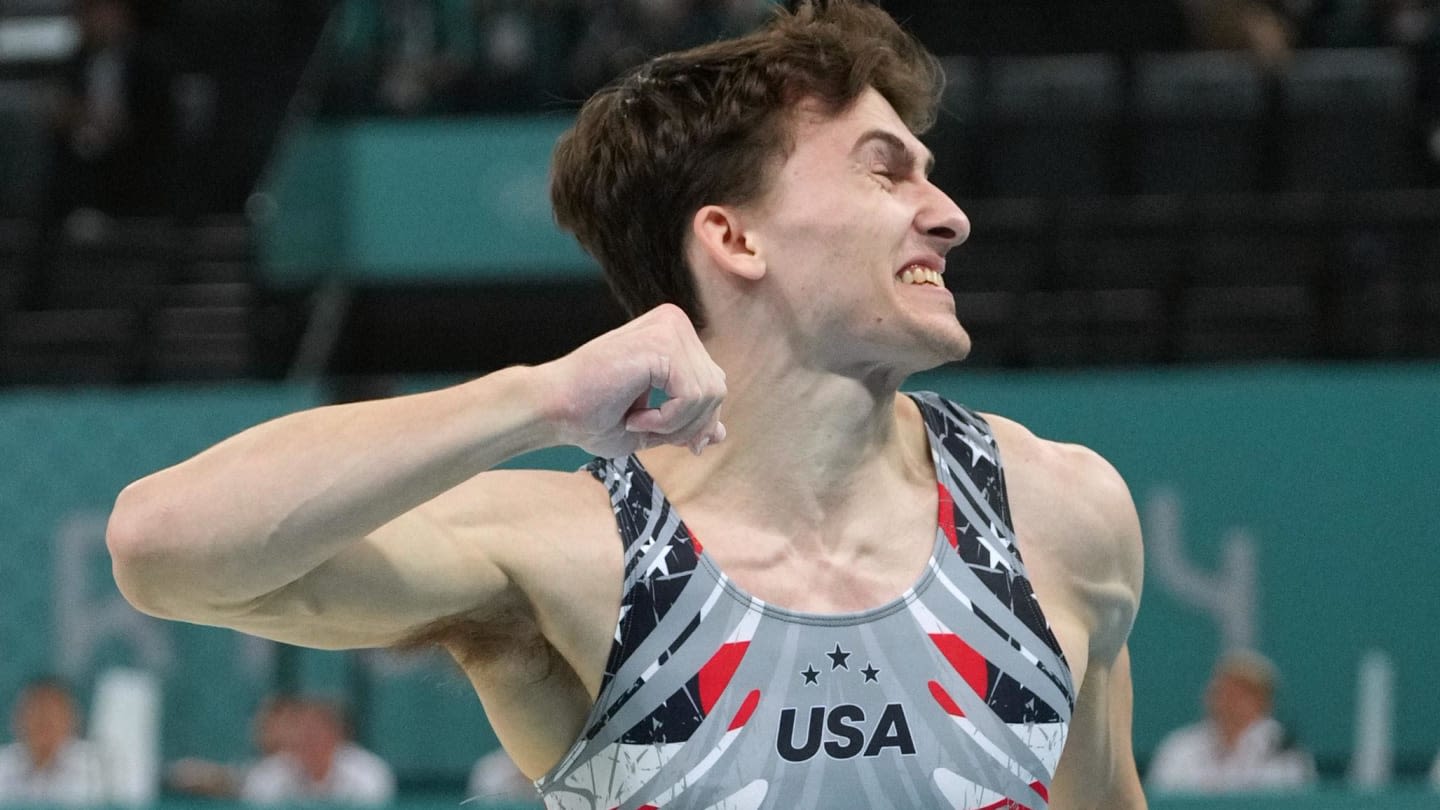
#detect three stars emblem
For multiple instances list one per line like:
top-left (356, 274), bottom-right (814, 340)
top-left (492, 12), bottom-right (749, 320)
top-left (799, 645), bottom-right (881, 685)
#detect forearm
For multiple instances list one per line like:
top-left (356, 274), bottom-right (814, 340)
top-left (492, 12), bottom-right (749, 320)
top-left (107, 365), bottom-right (555, 616)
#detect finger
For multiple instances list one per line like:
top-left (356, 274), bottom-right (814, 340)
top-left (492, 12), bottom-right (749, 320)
top-left (624, 393), bottom-right (706, 436)
top-left (689, 407), bottom-right (726, 455)
top-left (620, 387), bottom-right (653, 425)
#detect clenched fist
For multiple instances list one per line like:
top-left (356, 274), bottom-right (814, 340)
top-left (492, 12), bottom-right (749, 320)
top-left (536, 304), bottom-right (727, 459)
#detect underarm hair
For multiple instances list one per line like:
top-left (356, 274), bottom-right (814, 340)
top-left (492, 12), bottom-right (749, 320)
top-left (392, 606), bottom-right (558, 683)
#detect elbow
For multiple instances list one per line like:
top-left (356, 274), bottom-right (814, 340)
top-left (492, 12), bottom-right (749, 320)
top-left (106, 480), bottom-right (186, 619)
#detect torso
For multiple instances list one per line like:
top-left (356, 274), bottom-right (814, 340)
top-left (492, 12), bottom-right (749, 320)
top-left (457, 394), bottom-right (1081, 809)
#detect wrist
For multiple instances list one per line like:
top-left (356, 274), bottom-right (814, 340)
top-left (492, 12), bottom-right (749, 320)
top-left (471, 363), bottom-right (572, 454)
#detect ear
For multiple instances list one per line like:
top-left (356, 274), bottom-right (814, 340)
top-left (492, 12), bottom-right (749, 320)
top-left (692, 204), bottom-right (766, 282)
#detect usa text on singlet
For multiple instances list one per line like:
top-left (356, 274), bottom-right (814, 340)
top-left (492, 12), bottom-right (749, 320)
top-left (534, 393), bottom-right (1075, 810)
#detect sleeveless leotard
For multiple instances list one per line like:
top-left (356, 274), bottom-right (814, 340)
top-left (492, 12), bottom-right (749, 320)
top-left (535, 393), bottom-right (1074, 810)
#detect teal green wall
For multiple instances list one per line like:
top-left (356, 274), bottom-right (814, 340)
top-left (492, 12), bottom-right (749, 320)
top-left (0, 386), bottom-right (321, 764)
top-left (2, 365), bottom-right (1437, 779)
top-left (911, 365), bottom-right (1440, 764)
top-left (258, 118), bottom-right (594, 286)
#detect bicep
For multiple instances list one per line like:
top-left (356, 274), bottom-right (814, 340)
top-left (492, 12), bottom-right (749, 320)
top-left (215, 477), bottom-right (534, 649)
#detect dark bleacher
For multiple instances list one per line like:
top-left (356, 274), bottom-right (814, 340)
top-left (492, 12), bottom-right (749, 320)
top-left (985, 54), bottom-right (1126, 198)
top-left (1132, 51), bottom-right (1269, 195)
top-left (0, 216), bottom-right (266, 385)
top-left (0, 44), bottom-right (1436, 384)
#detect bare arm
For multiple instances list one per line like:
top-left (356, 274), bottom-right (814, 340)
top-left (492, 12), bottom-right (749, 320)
top-left (987, 415), bottom-right (1146, 809)
top-left (1050, 644), bottom-right (1147, 809)
top-left (107, 304), bottom-right (726, 646)
top-left (1051, 447), bottom-right (1146, 809)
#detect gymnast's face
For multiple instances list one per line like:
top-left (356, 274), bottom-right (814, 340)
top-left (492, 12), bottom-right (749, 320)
top-left (742, 87), bottom-right (971, 376)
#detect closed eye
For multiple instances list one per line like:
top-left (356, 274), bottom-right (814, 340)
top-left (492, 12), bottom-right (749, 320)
top-left (871, 166), bottom-right (900, 187)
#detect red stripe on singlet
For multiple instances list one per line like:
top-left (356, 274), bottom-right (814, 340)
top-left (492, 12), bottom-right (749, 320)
top-left (937, 482), bottom-right (959, 548)
top-left (929, 632), bottom-right (989, 698)
top-left (698, 642), bottom-right (750, 713)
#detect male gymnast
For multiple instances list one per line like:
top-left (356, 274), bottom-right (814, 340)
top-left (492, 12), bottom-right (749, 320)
top-left (109, 2), bottom-right (1145, 807)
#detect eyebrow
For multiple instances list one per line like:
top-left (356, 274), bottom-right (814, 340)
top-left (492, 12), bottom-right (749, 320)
top-left (853, 129), bottom-right (935, 178)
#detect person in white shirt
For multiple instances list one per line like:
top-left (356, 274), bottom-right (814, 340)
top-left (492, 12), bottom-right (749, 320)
top-left (1147, 649), bottom-right (1315, 793)
top-left (0, 677), bottom-right (107, 806)
top-left (240, 699), bottom-right (394, 805)
top-left (169, 695), bottom-right (303, 798)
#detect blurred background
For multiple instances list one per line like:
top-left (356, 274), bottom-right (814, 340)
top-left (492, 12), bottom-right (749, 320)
top-left (0, 0), bottom-right (1437, 808)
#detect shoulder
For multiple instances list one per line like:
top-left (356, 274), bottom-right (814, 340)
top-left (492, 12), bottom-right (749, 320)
top-left (0, 743), bottom-right (22, 772)
top-left (981, 413), bottom-right (1144, 647)
top-left (392, 464), bottom-right (624, 678)
top-left (421, 466), bottom-right (608, 527)
top-left (240, 754), bottom-right (298, 799)
top-left (383, 461), bottom-right (618, 581)
top-left (333, 745), bottom-right (395, 796)
top-left (336, 744), bottom-right (393, 775)
top-left (984, 413), bottom-right (1140, 553)
top-left (244, 753), bottom-right (294, 780)
top-left (1156, 721), bottom-right (1212, 753)
top-left (404, 465), bottom-right (616, 582)
top-left (59, 739), bottom-right (105, 766)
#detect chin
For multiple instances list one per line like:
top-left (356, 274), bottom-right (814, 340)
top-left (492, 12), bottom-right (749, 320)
top-left (917, 320), bottom-right (973, 366)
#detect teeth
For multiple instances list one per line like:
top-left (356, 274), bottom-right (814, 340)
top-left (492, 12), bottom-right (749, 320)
top-left (899, 266), bottom-right (942, 287)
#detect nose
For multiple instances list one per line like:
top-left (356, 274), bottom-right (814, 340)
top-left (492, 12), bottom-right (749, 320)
top-left (915, 180), bottom-right (970, 252)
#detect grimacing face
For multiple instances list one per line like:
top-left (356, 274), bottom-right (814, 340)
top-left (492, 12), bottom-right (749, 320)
top-left (741, 87), bottom-right (971, 378)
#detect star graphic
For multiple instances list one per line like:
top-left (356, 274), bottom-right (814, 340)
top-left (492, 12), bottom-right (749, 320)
top-left (826, 644), bottom-right (851, 670)
top-left (613, 605), bottom-right (631, 643)
top-left (646, 549), bottom-right (672, 577)
top-left (801, 665), bottom-right (820, 685)
top-left (861, 663), bottom-right (880, 683)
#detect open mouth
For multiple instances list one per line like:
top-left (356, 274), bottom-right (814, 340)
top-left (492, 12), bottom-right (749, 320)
top-left (897, 265), bottom-right (944, 287)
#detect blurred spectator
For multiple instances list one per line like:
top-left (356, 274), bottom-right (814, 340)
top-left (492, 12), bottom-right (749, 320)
top-left (167, 695), bottom-right (301, 799)
top-left (327, 0), bottom-right (481, 115)
top-left (467, 747), bottom-right (539, 806)
top-left (239, 699), bottom-right (394, 805)
top-left (42, 0), bottom-right (176, 225)
top-left (1147, 649), bottom-right (1316, 793)
top-left (1183, 0), bottom-right (1299, 69)
top-left (0, 677), bottom-right (107, 806)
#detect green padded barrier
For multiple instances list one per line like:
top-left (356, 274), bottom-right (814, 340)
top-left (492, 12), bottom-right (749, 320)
top-left (258, 118), bottom-right (595, 286)
top-left (910, 364), bottom-right (1440, 766)
top-left (1, 365), bottom-right (1438, 782)
top-left (0, 385), bottom-right (321, 764)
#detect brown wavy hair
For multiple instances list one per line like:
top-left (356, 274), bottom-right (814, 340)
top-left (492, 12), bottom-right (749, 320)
top-left (550, 0), bottom-right (943, 329)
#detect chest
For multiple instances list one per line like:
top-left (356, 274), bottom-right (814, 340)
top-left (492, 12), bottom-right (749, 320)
top-left (686, 507), bottom-right (939, 615)
top-left (535, 512), bottom-right (1078, 809)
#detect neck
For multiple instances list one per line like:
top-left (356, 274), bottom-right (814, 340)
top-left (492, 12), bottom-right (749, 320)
top-left (639, 339), bottom-right (933, 537)
top-left (301, 749), bottom-right (336, 784)
top-left (1215, 714), bottom-right (1263, 751)
top-left (27, 741), bottom-right (62, 771)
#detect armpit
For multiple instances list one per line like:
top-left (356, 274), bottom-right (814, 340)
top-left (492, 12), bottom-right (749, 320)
top-left (395, 601), bottom-right (556, 683)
